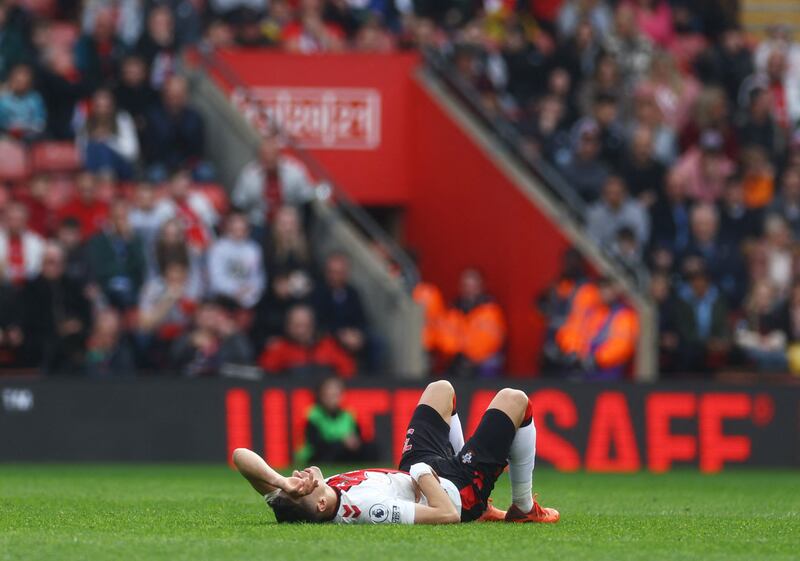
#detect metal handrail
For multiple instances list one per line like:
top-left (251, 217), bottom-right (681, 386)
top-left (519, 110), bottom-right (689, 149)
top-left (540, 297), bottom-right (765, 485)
top-left (422, 47), bottom-right (650, 290)
top-left (189, 45), bottom-right (420, 289)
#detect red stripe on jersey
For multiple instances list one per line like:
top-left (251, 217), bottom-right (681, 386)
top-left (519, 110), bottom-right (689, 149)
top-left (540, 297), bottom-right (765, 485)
top-left (326, 469), bottom-right (407, 492)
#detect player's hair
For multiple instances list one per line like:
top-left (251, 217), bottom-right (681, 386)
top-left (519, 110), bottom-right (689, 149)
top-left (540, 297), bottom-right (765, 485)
top-left (267, 494), bottom-right (323, 524)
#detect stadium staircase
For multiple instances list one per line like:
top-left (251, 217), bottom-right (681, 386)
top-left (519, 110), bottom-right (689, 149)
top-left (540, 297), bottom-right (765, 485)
top-left (181, 51), bottom-right (426, 379)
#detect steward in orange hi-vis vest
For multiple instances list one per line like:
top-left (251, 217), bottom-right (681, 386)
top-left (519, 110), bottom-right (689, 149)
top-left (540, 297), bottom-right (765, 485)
top-left (556, 279), bottom-right (639, 380)
top-left (412, 282), bottom-right (447, 352)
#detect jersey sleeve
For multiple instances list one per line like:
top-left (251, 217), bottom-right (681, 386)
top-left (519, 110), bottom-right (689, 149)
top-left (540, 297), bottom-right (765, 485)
top-left (364, 498), bottom-right (416, 525)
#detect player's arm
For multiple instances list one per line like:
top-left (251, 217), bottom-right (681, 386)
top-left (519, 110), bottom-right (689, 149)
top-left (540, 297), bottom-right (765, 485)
top-left (232, 448), bottom-right (317, 498)
top-left (409, 463), bottom-right (460, 524)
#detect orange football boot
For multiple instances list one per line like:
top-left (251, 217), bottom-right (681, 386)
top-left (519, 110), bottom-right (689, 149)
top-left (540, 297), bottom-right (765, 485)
top-left (476, 498), bottom-right (507, 522)
top-left (504, 494), bottom-right (560, 523)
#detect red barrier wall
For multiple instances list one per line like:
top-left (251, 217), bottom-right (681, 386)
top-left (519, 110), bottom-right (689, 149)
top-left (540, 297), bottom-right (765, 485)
top-left (213, 50), bottom-right (418, 206)
top-left (210, 51), bottom-right (575, 374)
top-left (405, 82), bottom-right (571, 374)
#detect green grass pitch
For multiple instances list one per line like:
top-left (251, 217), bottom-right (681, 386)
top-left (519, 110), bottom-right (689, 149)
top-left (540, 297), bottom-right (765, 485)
top-left (1, 465), bottom-right (798, 561)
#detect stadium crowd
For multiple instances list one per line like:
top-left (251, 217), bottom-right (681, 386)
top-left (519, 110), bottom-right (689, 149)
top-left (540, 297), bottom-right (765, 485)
top-left (0, 0), bottom-right (799, 378)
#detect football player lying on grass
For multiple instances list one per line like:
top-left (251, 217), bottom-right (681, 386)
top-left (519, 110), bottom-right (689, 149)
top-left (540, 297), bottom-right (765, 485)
top-left (233, 381), bottom-right (560, 524)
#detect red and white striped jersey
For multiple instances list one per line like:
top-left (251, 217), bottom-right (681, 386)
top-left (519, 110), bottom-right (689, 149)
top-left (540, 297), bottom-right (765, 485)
top-left (326, 469), bottom-right (462, 525)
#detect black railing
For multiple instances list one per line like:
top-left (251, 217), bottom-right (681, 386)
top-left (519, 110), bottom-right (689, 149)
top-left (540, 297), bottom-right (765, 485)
top-left (422, 48), bottom-right (650, 290)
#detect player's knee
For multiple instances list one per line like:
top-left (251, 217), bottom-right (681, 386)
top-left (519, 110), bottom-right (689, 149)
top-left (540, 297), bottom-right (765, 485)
top-left (498, 388), bottom-right (529, 414)
top-left (425, 380), bottom-right (454, 398)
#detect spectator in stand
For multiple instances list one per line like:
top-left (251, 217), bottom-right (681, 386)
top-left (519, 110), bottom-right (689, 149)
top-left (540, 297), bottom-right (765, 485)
top-left (623, 0), bottom-right (673, 48)
top-left (154, 218), bottom-right (206, 299)
top-left (626, 84), bottom-right (678, 165)
top-left (558, 118), bottom-right (610, 202)
top-left (138, 260), bottom-right (198, 367)
top-left (86, 200), bottom-right (146, 310)
top-left (209, 0), bottom-right (267, 21)
top-left (143, 75), bottom-right (209, 182)
top-left (751, 214), bottom-right (796, 298)
top-left (20, 243), bottom-right (92, 373)
top-left (313, 252), bottom-right (370, 366)
top-left (553, 276), bottom-right (639, 379)
top-left (644, 52), bottom-right (701, 134)
top-left (603, 3), bottom-right (654, 85)
top-left (592, 93), bottom-right (626, 168)
top-left (650, 270), bottom-right (679, 372)
top-left (0, 63), bottom-right (45, 141)
top-left (154, 169), bottom-right (218, 253)
top-left (767, 166), bottom-right (800, 238)
top-left (586, 175), bottom-right (650, 253)
top-left (740, 145), bottom-right (776, 210)
top-left (0, 262), bottom-right (24, 367)
top-left (263, 205), bottom-right (314, 279)
top-left (296, 376), bottom-right (376, 464)
top-left (746, 49), bottom-right (800, 131)
top-left (737, 87), bottom-right (782, 164)
top-left (17, 175), bottom-right (57, 238)
top-left (252, 206), bottom-right (315, 347)
top-left (680, 87), bottom-right (738, 159)
top-left (670, 262), bottom-right (730, 375)
top-left (557, 0), bottom-right (613, 39)
top-left (128, 182), bottom-right (163, 277)
top-left (577, 53), bottom-right (623, 118)
top-left (85, 308), bottom-right (136, 377)
top-left (74, 7), bottom-right (126, 85)
top-left (683, 202), bottom-right (747, 307)
top-left (55, 217), bottom-right (90, 286)
top-left (39, 46), bottom-right (92, 141)
top-left (282, 0), bottom-right (345, 53)
top-left (718, 175), bottom-right (764, 248)
top-left (734, 281), bottom-right (788, 372)
top-left (672, 129), bottom-right (735, 202)
top-left (258, 304), bottom-right (355, 378)
top-left (438, 267), bottom-right (506, 377)
top-left (233, 129), bottom-right (315, 232)
top-left (77, 88), bottom-right (140, 180)
top-left (0, 1), bottom-right (30, 80)
top-left (698, 26), bottom-right (753, 105)
top-left (114, 55), bottom-right (159, 141)
top-left (170, 297), bottom-right (254, 377)
top-left (0, 202), bottom-right (45, 285)
top-left (58, 172), bottom-right (109, 241)
top-left (207, 212), bottom-right (265, 310)
top-left (136, 5), bottom-right (180, 90)
top-left (619, 126), bottom-right (666, 206)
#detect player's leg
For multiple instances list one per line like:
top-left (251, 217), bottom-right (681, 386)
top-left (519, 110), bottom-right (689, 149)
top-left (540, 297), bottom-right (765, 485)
top-left (458, 388), bottom-right (558, 523)
top-left (416, 380), bottom-right (464, 452)
top-left (486, 389), bottom-right (559, 523)
top-left (399, 381), bottom-right (462, 471)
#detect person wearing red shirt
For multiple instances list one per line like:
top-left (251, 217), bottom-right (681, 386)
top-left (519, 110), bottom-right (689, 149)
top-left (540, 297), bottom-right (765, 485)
top-left (259, 304), bottom-right (355, 378)
top-left (58, 171), bottom-right (110, 240)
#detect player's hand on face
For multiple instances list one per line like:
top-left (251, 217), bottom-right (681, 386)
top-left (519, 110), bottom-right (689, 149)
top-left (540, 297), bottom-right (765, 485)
top-left (283, 471), bottom-right (318, 499)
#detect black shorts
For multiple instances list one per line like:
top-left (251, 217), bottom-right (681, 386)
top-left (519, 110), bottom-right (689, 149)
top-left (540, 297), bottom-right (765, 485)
top-left (398, 404), bottom-right (516, 522)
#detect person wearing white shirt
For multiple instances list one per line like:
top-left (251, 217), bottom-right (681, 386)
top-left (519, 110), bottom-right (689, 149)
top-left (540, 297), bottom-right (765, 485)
top-left (207, 212), bottom-right (265, 309)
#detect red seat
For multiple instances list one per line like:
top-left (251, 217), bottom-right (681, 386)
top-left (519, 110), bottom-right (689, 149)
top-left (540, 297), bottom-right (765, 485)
top-left (19, 0), bottom-right (56, 18)
top-left (0, 140), bottom-right (30, 182)
top-left (31, 142), bottom-right (81, 174)
top-left (194, 183), bottom-right (229, 214)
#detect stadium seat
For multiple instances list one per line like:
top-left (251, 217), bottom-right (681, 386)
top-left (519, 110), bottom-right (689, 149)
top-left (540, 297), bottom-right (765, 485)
top-left (0, 139), bottom-right (30, 183)
top-left (195, 183), bottom-right (230, 214)
top-left (31, 142), bottom-right (81, 174)
top-left (19, 0), bottom-right (56, 18)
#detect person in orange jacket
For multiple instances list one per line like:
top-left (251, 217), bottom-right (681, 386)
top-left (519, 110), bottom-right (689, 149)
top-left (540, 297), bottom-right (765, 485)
top-left (554, 277), bottom-right (638, 380)
top-left (438, 268), bottom-right (507, 377)
top-left (413, 281), bottom-right (447, 353)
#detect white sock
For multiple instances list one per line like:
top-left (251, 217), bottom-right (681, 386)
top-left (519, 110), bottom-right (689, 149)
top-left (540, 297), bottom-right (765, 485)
top-left (449, 413), bottom-right (465, 453)
top-left (509, 417), bottom-right (536, 513)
